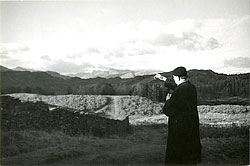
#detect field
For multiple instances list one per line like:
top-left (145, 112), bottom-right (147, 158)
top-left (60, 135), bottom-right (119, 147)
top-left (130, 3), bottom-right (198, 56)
top-left (1, 93), bottom-right (249, 165)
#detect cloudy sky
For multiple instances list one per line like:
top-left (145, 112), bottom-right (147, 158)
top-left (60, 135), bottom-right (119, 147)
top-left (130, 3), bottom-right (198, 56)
top-left (0, 0), bottom-right (249, 74)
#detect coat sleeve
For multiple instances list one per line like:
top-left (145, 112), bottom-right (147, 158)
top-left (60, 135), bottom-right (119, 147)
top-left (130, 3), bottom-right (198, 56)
top-left (162, 88), bottom-right (182, 117)
top-left (164, 80), bottom-right (176, 91)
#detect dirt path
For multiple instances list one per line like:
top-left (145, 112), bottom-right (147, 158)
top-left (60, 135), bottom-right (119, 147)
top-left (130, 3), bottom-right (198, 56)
top-left (94, 96), bottom-right (126, 120)
top-left (112, 96), bottom-right (126, 120)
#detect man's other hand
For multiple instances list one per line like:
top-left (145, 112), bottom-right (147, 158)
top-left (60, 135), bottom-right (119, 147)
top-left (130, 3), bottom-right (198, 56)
top-left (166, 93), bottom-right (172, 101)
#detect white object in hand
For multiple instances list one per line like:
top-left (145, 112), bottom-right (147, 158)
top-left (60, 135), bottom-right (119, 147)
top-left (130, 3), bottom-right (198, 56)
top-left (154, 73), bottom-right (167, 81)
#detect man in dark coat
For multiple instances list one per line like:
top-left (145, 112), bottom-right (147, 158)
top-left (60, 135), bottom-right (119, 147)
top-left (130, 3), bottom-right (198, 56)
top-left (155, 67), bottom-right (201, 165)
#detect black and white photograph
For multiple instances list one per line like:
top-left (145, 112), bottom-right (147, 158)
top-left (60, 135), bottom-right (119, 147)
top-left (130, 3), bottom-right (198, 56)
top-left (0, 0), bottom-right (249, 165)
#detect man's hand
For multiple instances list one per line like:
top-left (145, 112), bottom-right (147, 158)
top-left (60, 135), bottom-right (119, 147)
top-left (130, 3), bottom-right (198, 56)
top-left (154, 73), bottom-right (167, 81)
top-left (166, 93), bottom-right (172, 101)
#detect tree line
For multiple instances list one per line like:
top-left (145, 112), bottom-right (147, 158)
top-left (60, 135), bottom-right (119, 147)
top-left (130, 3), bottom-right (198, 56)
top-left (0, 70), bottom-right (249, 104)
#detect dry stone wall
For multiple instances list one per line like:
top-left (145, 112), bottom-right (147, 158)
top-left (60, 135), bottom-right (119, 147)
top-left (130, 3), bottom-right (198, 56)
top-left (1, 96), bottom-right (131, 137)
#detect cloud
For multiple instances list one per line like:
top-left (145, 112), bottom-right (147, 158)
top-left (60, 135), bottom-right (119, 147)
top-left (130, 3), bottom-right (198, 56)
top-left (67, 52), bottom-right (84, 59)
top-left (206, 37), bottom-right (222, 50)
top-left (133, 47), bottom-right (157, 56)
top-left (87, 47), bottom-right (101, 54)
top-left (149, 31), bottom-right (222, 51)
top-left (103, 45), bottom-right (127, 60)
top-left (0, 43), bottom-right (30, 56)
top-left (0, 58), bottom-right (23, 67)
top-left (67, 48), bottom-right (101, 59)
top-left (126, 42), bottom-right (157, 56)
top-left (99, 9), bottom-right (113, 15)
top-left (48, 60), bottom-right (95, 73)
top-left (230, 15), bottom-right (250, 28)
top-left (40, 55), bottom-right (51, 60)
top-left (0, 16), bottom-right (246, 74)
top-left (104, 50), bottom-right (124, 60)
top-left (224, 57), bottom-right (250, 68)
top-left (0, 54), bottom-right (9, 59)
top-left (104, 40), bottom-right (158, 59)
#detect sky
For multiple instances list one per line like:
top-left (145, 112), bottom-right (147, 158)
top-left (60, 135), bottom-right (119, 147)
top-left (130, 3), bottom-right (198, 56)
top-left (0, 0), bottom-right (249, 74)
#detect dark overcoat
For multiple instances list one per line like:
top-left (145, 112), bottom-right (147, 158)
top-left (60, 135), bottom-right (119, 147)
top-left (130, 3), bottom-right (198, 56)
top-left (163, 81), bottom-right (201, 165)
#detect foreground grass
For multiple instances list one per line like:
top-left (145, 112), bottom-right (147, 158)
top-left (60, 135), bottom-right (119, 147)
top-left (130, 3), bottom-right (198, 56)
top-left (2, 125), bottom-right (249, 166)
top-left (2, 129), bottom-right (166, 166)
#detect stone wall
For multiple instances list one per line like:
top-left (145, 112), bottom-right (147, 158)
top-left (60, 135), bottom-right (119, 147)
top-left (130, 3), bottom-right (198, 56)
top-left (1, 96), bottom-right (132, 137)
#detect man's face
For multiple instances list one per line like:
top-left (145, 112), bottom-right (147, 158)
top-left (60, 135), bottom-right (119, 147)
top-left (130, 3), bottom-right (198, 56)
top-left (173, 75), bottom-right (179, 84)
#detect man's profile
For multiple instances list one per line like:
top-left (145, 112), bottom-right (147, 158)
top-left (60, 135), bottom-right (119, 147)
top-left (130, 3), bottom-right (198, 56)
top-left (155, 66), bottom-right (201, 165)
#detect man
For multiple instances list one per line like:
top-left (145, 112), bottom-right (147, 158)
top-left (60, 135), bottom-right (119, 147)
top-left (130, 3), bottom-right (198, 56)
top-left (154, 66), bottom-right (201, 165)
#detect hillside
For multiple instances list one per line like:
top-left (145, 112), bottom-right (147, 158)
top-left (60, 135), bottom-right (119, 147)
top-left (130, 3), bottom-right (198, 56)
top-left (46, 71), bottom-right (72, 80)
top-left (0, 68), bottom-right (249, 104)
top-left (0, 65), bottom-right (12, 72)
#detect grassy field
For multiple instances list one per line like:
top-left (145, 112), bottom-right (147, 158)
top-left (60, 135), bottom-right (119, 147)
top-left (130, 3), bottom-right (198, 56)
top-left (2, 124), bottom-right (249, 166)
top-left (1, 94), bottom-right (249, 165)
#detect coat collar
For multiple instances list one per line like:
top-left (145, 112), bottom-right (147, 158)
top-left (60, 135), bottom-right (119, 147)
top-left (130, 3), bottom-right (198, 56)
top-left (178, 80), bottom-right (190, 87)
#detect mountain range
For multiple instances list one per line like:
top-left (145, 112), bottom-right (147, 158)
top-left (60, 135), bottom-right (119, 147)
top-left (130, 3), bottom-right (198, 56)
top-left (67, 68), bottom-right (164, 79)
top-left (0, 65), bottom-right (249, 104)
top-left (12, 67), bottom-right (37, 72)
top-left (0, 66), bottom-right (162, 79)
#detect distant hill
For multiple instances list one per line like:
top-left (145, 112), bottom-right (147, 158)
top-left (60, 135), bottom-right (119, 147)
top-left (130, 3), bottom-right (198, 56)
top-left (67, 68), bottom-right (162, 79)
top-left (2, 65), bottom-right (163, 79)
top-left (66, 68), bottom-right (135, 79)
top-left (46, 71), bottom-right (71, 80)
top-left (134, 69), bottom-right (164, 77)
top-left (0, 65), bottom-right (249, 104)
top-left (66, 72), bottom-right (93, 79)
top-left (0, 65), bottom-right (11, 72)
top-left (6, 66), bottom-right (71, 80)
top-left (12, 66), bottom-right (36, 72)
top-left (0, 70), bottom-right (71, 95)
